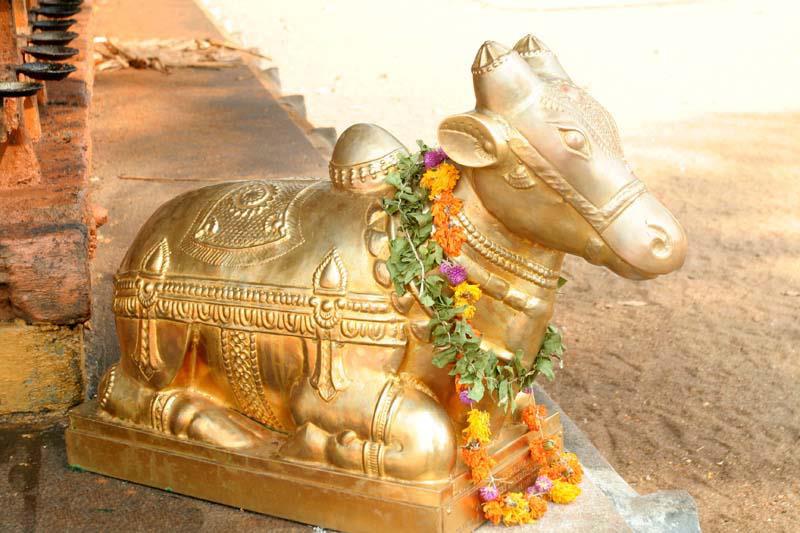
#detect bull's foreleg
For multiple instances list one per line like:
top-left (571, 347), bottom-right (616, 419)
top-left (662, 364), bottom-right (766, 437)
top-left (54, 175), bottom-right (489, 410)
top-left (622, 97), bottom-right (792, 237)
top-left (100, 316), bottom-right (277, 449)
top-left (99, 364), bottom-right (274, 449)
top-left (148, 388), bottom-right (275, 448)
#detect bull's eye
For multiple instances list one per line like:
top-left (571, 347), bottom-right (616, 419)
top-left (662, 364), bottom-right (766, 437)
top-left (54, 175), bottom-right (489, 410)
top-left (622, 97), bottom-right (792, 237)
top-left (559, 128), bottom-right (591, 159)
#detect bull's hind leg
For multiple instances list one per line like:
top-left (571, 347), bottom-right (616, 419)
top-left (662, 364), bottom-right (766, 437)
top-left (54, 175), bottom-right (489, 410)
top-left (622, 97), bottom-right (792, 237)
top-left (281, 374), bottom-right (457, 481)
top-left (99, 318), bottom-right (273, 449)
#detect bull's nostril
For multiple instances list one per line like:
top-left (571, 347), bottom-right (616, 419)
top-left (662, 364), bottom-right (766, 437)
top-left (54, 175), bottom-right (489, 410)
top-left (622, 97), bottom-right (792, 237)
top-left (646, 221), bottom-right (672, 259)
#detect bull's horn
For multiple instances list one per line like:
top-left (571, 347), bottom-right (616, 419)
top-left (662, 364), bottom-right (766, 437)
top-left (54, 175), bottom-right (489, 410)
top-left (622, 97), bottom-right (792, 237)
top-left (471, 41), bottom-right (510, 73)
top-left (513, 34), bottom-right (572, 82)
top-left (472, 40), bottom-right (541, 115)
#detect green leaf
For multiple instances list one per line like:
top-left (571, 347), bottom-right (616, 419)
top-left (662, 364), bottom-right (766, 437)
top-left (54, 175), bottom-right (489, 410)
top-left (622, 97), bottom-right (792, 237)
top-left (432, 348), bottom-right (457, 368)
top-left (498, 379), bottom-right (509, 407)
top-left (535, 356), bottom-right (555, 381)
top-left (468, 380), bottom-right (485, 401)
top-left (385, 172), bottom-right (403, 189)
top-left (557, 276), bottom-right (568, 288)
top-left (409, 212), bottom-right (433, 225)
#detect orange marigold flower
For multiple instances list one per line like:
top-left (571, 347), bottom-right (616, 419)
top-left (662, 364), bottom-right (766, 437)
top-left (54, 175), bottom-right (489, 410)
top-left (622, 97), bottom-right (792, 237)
top-left (527, 494), bottom-right (548, 520)
top-left (470, 455), bottom-right (495, 483)
top-left (461, 446), bottom-right (495, 483)
top-left (461, 446), bottom-right (484, 467)
top-left (528, 438), bottom-right (558, 466)
top-left (563, 452), bottom-right (584, 484)
top-left (420, 162), bottom-right (461, 199)
top-left (547, 434), bottom-right (564, 456)
top-left (521, 404), bottom-right (548, 432)
top-left (541, 462), bottom-right (568, 481)
top-left (461, 446), bottom-right (478, 465)
top-left (529, 438), bottom-right (547, 467)
top-left (433, 223), bottom-right (466, 257)
top-left (482, 500), bottom-right (504, 525)
top-left (431, 191), bottom-right (463, 227)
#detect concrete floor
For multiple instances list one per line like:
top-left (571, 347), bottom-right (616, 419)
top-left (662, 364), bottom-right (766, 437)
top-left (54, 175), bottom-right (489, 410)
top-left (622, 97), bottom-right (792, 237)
top-left (0, 423), bottom-right (308, 532)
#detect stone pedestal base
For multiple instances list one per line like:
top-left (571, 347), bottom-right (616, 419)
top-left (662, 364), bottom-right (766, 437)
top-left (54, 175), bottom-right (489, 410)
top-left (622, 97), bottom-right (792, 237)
top-left (66, 401), bottom-right (563, 533)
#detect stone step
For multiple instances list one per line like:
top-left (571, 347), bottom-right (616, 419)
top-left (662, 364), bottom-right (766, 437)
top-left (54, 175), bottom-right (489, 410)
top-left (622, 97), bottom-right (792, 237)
top-left (277, 94), bottom-right (306, 120)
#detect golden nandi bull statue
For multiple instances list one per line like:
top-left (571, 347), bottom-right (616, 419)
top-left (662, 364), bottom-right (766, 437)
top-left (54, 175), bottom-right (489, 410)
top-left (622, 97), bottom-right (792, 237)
top-left (90, 36), bottom-right (686, 491)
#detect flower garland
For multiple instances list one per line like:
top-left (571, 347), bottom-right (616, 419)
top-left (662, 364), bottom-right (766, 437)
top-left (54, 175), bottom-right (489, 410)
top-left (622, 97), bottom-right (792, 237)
top-left (382, 143), bottom-right (565, 408)
top-left (477, 404), bottom-right (584, 526)
top-left (382, 143), bottom-right (579, 526)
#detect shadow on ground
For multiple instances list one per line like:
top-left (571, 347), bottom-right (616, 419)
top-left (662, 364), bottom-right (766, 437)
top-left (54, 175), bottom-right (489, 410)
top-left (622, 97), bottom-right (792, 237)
top-left (0, 422), bottom-right (306, 531)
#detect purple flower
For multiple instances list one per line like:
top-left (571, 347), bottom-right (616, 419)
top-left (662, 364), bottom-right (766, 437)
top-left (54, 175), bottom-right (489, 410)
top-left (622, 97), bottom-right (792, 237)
top-left (439, 261), bottom-right (468, 285)
top-left (424, 147), bottom-right (447, 169)
top-left (479, 485), bottom-right (500, 502)
top-left (531, 475), bottom-right (553, 495)
top-left (458, 389), bottom-right (473, 405)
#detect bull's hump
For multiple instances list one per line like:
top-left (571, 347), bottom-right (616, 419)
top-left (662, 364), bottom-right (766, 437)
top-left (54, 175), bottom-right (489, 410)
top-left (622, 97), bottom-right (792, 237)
top-left (121, 178), bottom-right (392, 296)
top-left (178, 178), bottom-right (324, 268)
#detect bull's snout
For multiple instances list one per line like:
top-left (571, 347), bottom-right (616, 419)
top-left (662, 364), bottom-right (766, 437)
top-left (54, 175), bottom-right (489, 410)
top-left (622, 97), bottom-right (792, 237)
top-left (600, 192), bottom-right (687, 277)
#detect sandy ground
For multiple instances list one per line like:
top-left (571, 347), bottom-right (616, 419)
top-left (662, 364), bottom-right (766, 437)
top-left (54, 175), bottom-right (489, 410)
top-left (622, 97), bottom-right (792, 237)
top-left (198, 1), bottom-right (800, 531)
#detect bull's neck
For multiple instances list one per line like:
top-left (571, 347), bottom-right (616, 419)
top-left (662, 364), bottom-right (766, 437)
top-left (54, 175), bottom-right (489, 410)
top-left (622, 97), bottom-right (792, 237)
top-left (452, 167), bottom-right (565, 292)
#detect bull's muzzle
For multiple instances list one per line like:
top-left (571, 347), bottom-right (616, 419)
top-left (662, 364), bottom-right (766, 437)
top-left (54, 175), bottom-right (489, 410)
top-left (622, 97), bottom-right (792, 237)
top-left (600, 192), bottom-right (687, 276)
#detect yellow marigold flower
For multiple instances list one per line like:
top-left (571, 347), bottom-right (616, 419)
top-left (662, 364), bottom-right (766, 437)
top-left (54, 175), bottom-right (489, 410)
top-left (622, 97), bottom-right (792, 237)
top-left (461, 304), bottom-right (477, 319)
top-left (453, 281), bottom-right (482, 307)
top-left (452, 280), bottom-right (480, 319)
top-left (462, 408), bottom-right (492, 445)
top-left (549, 480), bottom-right (581, 504)
top-left (501, 492), bottom-right (534, 526)
top-left (420, 162), bottom-right (461, 199)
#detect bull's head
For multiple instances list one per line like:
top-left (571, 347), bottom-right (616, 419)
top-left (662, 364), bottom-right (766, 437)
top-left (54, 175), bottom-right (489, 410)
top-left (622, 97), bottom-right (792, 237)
top-left (439, 37), bottom-right (686, 279)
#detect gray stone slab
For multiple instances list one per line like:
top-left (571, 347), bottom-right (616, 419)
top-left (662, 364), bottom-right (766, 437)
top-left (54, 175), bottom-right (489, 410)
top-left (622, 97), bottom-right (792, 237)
top-left (478, 475), bottom-right (631, 532)
top-left (536, 388), bottom-right (700, 533)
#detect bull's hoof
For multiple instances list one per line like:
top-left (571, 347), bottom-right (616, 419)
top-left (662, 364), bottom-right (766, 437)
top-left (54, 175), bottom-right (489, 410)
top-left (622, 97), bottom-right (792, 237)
top-left (150, 389), bottom-right (274, 449)
top-left (280, 422), bottom-right (373, 475)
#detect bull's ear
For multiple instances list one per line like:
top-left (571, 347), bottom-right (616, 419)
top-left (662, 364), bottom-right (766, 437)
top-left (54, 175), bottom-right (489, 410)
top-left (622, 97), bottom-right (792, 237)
top-left (437, 112), bottom-right (508, 168)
